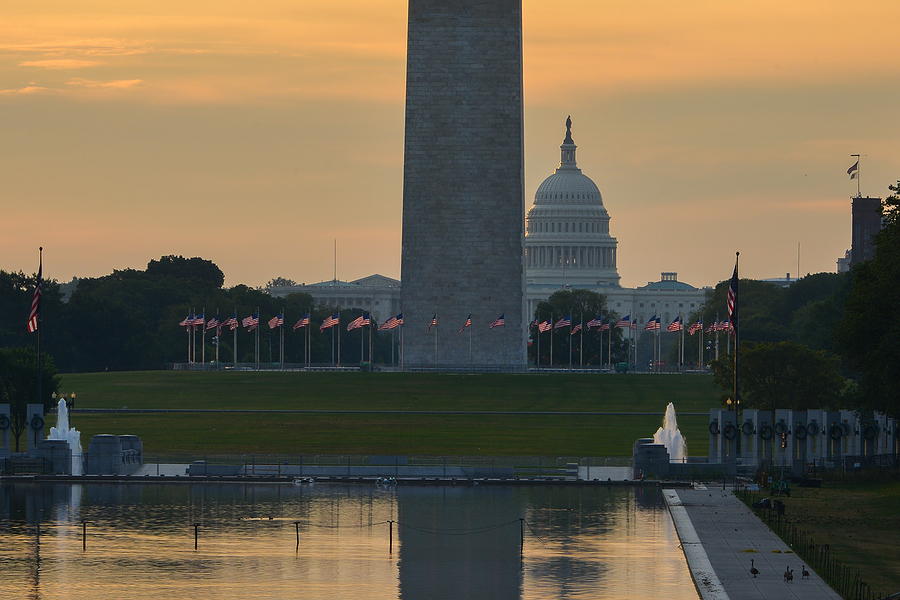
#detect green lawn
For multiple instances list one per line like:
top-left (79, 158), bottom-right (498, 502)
top-left (57, 371), bottom-right (723, 457)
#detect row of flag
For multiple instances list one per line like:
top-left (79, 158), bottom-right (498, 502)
top-left (177, 311), bottom-right (513, 335)
top-left (529, 312), bottom-right (735, 337)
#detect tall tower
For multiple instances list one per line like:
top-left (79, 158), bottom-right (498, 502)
top-left (400, 0), bottom-right (526, 368)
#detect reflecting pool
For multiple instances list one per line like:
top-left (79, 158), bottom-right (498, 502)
top-left (0, 482), bottom-right (698, 599)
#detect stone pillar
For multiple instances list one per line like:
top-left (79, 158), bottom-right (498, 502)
top-left (26, 404), bottom-right (44, 452)
top-left (400, 0), bottom-right (526, 368)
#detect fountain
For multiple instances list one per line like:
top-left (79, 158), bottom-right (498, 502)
top-left (654, 402), bottom-right (687, 462)
top-left (48, 398), bottom-right (83, 475)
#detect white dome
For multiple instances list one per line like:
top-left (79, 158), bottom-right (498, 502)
top-left (525, 117), bottom-right (620, 288)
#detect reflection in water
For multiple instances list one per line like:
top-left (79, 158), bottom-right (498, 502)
top-left (0, 482), bottom-right (698, 600)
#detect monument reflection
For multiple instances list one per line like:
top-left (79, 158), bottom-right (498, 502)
top-left (0, 482), bottom-right (697, 600)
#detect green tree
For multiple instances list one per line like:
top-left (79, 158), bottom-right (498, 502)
top-left (530, 289), bottom-right (621, 366)
top-left (710, 341), bottom-right (843, 412)
top-left (0, 347), bottom-right (61, 451)
top-left (837, 181), bottom-right (900, 417)
top-left (146, 255), bottom-right (225, 289)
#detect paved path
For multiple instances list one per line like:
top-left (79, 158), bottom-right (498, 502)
top-left (665, 485), bottom-right (842, 600)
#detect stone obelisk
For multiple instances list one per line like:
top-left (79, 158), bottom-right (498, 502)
top-left (400, 0), bottom-right (526, 369)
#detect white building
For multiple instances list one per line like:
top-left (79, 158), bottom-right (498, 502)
top-left (269, 274), bottom-right (401, 324)
top-left (525, 119), bottom-right (708, 325)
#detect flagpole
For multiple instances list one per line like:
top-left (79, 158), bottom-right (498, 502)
top-left (201, 307), bottom-right (206, 366)
top-left (337, 313), bottom-right (341, 367)
top-left (215, 310), bottom-right (220, 366)
top-left (579, 318), bottom-right (583, 367)
top-left (434, 315), bottom-right (438, 367)
top-left (233, 308), bottom-right (237, 366)
top-left (851, 154), bottom-right (861, 198)
top-left (255, 307), bottom-right (260, 370)
top-left (469, 315), bottom-right (473, 367)
top-left (280, 308), bottom-right (284, 370)
top-left (35, 247), bottom-right (42, 406)
top-left (550, 316), bottom-right (554, 367)
top-left (607, 320), bottom-right (611, 370)
top-left (733, 252), bottom-right (740, 412)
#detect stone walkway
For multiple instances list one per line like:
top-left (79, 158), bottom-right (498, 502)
top-left (665, 485), bottom-right (842, 600)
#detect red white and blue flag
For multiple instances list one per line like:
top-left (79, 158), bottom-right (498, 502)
top-left (587, 315), bottom-right (604, 329)
top-left (320, 313), bottom-right (339, 331)
top-left (378, 312), bottom-right (403, 331)
top-left (571, 323), bottom-right (583, 335)
top-left (705, 320), bottom-right (718, 334)
top-left (600, 320), bottom-right (611, 332)
top-left (192, 312), bottom-right (205, 327)
top-left (459, 314), bottom-right (472, 333)
top-left (490, 314), bottom-right (505, 329)
top-left (27, 258), bottom-right (42, 333)
top-left (643, 316), bottom-right (660, 331)
top-left (347, 312), bottom-right (370, 331)
top-left (538, 319), bottom-right (552, 333)
top-left (242, 313), bottom-right (259, 331)
top-left (554, 315), bottom-right (572, 330)
top-left (293, 312), bottom-right (310, 330)
top-left (223, 313), bottom-right (238, 330)
top-left (727, 257), bottom-right (738, 333)
top-left (666, 316), bottom-right (683, 333)
top-left (615, 315), bottom-right (631, 328)
top-left (206, 316), bottom-right (220, 331)
top-left (688, 319), bottom-right (703, 335)
top-left (427, 314), bottom-right (437, 333)
top-left (179, 314), bottom-right (193, 328)
top-left (268, 313), bottom-right (284, 329)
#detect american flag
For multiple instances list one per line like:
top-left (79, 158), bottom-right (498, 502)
top-left (554, 315), bottom-right (571, 330)
top-left (378, 312), bottom-right (402, 331)
top-left (27, 258), bottom-right (41, 333)
top-left (320, 313), bottom-right (339, 331)
top-left (223, 313), bottom-right (238, 330)
top-left (643, 316), bottom-right (659, 331)
top-left (427, 314), bottom-right (436, 333)
top-left (666, 316), bottom-right (683, 333)
top-left (268, 313), bottom-right (284, 329)
top-left (571, 323), bottom-right (583, 335)
top-left (705, 320), bottom-right (718, 334)
top-left (192, 312), bottom-right (205, 327)
top-left (206, 316), bottom-right (220, 331)
top-left (717, 320), bottom-right (731, 332)
top-left (630, 320), bottom-right (638, 330)
top-left (688, 320), bottom-right (703, 335)
top-left (727, 258), bottom-right (738, 329)
top-left (538, 319), bottom-right (552, 333)
top-left (587, 315), bottom-right (604, 329)
top-left (459, 314), bottom-right (472, 333)
top-left (242, 313), bottom-right (259, 330)
top-left (179, 314), bottom-right (192, 328)
top-left (348, 312), bottom-right (370, 331)
top-left (600, 320), bottom-right (611, 332)
top-left (615, 314), bottom-right (631, 328)
top-left (293, 312), bottom-right (310, 330)
top-left (490, 314), bottom-right (505, 329)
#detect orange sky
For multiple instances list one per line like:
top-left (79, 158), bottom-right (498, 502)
top-left (2, 0), bottom-right (898, 290)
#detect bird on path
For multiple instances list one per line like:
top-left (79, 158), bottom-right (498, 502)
top-left (784, 567), bottom-right (793, 583)
top-left (750, 559), bottom-right (759, 578)
top-left (802, 565), bottom-right (810, 579)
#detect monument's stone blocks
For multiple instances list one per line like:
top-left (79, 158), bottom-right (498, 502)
top-left (401, 0), bottom-right (526, 367)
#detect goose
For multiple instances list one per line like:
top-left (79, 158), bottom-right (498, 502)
top-left (784, 567), bottom-right (793, 583)
top-left (801, 565), bottom-right (810, 580)
top-left (750, 559), bottom-right (759, 578)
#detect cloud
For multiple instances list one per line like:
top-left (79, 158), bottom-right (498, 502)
top-left (19, 59), bottom-right (101, 69)
top-left (0, 85), bottom-right (46, 95)
top-left (66, 78), bottom-right (143, 89)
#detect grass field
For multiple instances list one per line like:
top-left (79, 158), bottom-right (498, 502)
top-left (57, 371), bottom-right (723, 456)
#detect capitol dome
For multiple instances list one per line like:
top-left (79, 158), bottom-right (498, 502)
top-left (525, 117), bottom-right (620, 290)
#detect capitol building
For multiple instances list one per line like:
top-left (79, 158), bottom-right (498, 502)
top-left (271, 119), bottom-right (709, 331)
top-left (524, 118), bottom-right (708, 328)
